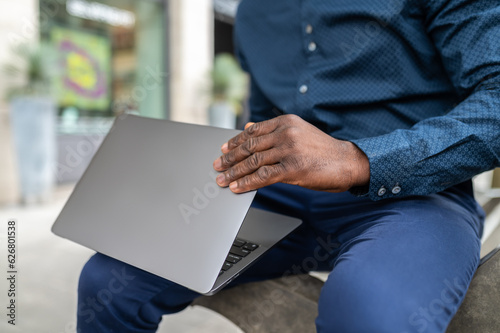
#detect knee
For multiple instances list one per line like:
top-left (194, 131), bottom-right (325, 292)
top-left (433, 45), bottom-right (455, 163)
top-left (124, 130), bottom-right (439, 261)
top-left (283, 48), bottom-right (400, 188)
top-left (78, 254), bottom-right (138, 321)
top-left (78, 254), bottom-right (105, 299)
top-left (78, 253), bottom-right (135, 300)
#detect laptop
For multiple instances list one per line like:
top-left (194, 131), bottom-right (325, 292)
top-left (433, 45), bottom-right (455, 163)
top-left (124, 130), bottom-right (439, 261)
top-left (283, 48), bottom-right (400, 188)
top-left (52, 114), bottom-right (302, 295)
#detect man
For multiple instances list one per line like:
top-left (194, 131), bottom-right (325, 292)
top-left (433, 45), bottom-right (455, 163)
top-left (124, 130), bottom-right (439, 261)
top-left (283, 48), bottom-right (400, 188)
top-left (78, 0), bottom-right (499, 332)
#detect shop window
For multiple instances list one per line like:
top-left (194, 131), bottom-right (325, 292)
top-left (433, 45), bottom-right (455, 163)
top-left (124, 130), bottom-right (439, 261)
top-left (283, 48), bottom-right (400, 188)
top-left (40, 0), bottom-right (167, 122)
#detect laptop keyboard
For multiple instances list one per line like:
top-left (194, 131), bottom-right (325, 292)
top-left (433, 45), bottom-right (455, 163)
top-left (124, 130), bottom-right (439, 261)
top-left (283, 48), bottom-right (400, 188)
top-left (218, 238), bottom-right (260, 277)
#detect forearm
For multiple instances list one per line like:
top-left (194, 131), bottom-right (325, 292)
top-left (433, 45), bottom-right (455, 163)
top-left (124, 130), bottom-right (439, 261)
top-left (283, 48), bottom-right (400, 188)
top-left (351, 86), bottom-right (500, 200)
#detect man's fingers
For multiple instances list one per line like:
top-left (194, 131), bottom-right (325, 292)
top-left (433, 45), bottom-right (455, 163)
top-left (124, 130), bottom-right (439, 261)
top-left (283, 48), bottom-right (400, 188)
top-left (228, 164), bottom-right (286, 193)
top-left (225, 118), bottom-right (280, 152)
top-left (216, 148), bottom-right (280, 186)
top-left (214, 133), bottom-right (276, 171)
top-left (219, 122), bottom-right (252, 154)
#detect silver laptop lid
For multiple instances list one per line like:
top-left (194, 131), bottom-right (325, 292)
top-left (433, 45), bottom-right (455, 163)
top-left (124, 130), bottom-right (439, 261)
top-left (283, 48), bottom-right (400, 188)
top-left (52, 115), bottom-right (256, 293)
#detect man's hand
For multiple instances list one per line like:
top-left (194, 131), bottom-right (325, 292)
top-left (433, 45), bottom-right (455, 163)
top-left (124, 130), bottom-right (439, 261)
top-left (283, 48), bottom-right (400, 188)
top-left (213, 114), bottom-right (370, 193)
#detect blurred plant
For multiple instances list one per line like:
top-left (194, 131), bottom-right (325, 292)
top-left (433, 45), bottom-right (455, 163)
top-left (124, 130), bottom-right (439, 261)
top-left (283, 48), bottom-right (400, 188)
top-left (2, 42), bottom-right (55, 100)
top-left (210, 53), bottom-right (248, 114)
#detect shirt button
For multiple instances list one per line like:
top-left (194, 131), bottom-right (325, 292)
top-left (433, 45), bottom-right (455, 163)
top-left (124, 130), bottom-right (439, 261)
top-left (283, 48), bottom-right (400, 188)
top-left (299, 85), bottom-right (308, 94)
top-left (392, 185), bottom-right (401, 195)
top-left (308, 42), bottom-right (317, 52)
top-left (377, 187), bottom-right (387, 197)
top-left (305, 24), bottom-right (313, 34)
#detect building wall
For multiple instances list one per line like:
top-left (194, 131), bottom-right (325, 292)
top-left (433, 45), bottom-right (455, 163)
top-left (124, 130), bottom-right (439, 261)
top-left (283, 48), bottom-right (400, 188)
top-left (0, 0), bottom-right (39, 204)
top-left (169, 0), bottom-right (213, 125)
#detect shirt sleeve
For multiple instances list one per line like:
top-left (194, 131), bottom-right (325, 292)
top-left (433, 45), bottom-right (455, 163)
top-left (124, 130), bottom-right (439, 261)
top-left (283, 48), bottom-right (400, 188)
top-left (350, 0), bottom-right (500, 201)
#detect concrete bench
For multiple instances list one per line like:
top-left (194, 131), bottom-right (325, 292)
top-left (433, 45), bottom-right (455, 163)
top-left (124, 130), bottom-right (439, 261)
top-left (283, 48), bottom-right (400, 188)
top-left (447, 246), bottom-right (500, 332)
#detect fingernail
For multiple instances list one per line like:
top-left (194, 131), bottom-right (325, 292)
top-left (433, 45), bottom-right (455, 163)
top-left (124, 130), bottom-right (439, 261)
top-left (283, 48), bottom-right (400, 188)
top-left (214, 158), bottom-right (222, 170)
top-left (221, 142), bottom-right (228, 152)
top-left (216, 173), bottom-right (225, 185)
top-left (229, 182), bottom-right (238, 191)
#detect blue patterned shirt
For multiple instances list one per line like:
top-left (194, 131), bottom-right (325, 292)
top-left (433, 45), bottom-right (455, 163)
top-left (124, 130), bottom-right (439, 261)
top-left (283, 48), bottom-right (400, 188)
top-left (234, 0), bottom-right (500, 200)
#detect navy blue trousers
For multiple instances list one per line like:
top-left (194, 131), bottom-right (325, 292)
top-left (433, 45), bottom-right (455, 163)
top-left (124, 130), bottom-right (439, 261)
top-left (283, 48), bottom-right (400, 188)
top-left (77, 182), bottom-right (484, 333)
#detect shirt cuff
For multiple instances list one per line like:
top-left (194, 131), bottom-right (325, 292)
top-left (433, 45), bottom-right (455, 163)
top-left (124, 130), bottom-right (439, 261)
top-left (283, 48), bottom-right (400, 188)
top-left (350, 133), bottom-right (413, 201)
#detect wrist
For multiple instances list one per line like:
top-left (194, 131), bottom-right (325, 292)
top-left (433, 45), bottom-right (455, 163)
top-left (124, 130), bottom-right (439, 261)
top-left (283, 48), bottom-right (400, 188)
top-left (347, 141), bottom-right (370, 188)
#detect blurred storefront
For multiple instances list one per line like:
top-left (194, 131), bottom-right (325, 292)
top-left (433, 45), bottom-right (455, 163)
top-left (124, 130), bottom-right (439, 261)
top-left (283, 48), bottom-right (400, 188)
top-left (38, 0), bottom-right (168, 183)
top-left (0, 0), bottom-right (215, 204)
top-left (40, 0), bottom-right (167, 121)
